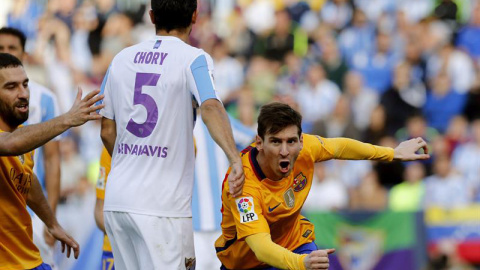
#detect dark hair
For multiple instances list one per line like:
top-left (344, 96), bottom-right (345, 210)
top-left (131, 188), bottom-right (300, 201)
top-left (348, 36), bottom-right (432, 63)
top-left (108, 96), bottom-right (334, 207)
top-left (151, 0), bottom-right (197, 32)
top-left (0, 53), bottom-right (23, 69)
top-left (0, 27), bottom-right (26, 52)
top-left (257, 102), bottom-right (302, 139)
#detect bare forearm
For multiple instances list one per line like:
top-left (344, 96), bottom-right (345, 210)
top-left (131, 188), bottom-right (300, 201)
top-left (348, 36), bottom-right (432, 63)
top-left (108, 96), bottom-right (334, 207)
top-left (200, 100), bottom-right (239, 163)
top-left (0, 115), bottom-right (70, 156)
top-left (101, 118), bottom-right (116, 156)
top-left (94, 199), bottom-right (106, 233)
top-left (27, 175), bottom-right (58, 229)
top-left (44, 141), bottom-right (61, 214)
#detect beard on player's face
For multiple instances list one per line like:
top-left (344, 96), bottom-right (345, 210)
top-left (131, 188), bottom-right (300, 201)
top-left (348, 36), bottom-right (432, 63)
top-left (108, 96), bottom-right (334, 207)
top-left (0, 97), bottom-right (29, 128)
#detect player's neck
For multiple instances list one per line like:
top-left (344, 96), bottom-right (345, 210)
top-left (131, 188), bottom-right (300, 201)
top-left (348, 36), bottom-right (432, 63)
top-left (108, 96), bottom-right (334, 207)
top-left (0, 118), bottom-right (17, 132)
top-left (156, 28), bottom-right (191, 43)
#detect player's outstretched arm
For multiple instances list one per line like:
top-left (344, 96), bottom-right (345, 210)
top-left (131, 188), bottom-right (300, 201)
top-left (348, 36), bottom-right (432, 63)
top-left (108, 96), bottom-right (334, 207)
top-left (393, 137), bottom-right (430, 161)
top-left (0, 88), bottom-right (104, 156)
top-left (201, 99), bottom-right (244, 197)
top-left (27, 174), bottom-right (80, 259)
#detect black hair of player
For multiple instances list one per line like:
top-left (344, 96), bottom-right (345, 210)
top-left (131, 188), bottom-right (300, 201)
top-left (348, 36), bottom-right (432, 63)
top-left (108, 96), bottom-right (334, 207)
top-left (0, 53), bottom-right (23, 70)
top-left (257, 102), bottom-right (302, 140)
top-left (151, 0), bottom-right (197, 33)
top-left (0, 27), bottom-right (26, 52)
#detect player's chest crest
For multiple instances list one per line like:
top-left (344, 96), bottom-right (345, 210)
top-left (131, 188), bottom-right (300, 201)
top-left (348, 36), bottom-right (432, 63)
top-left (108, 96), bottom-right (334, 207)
top-left (292, 172), bottom-right (307, 192)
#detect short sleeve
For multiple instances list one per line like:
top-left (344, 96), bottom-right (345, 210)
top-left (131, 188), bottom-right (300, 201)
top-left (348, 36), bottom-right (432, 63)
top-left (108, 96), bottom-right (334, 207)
top-left (98, 64), bottom-right (114, 119)
top-left (96, 147), bottom-right (111, 200)
top-left (187, 53), bottom-right (220, 105)
top-left (225, 185), bottom-right (270, 240)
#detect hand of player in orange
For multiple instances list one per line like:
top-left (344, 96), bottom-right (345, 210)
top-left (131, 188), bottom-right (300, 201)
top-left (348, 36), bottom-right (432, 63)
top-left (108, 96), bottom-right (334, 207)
top-left (303, 248), bottom-right (335, 270)
top-left (47, 223), bottom-right (80, 259)
top-left (393, 137), bottom-right (430, 161)
top-left (228, 159), bottom-right (245, 197)
top-left (64, 87), bottom-right (105, 127)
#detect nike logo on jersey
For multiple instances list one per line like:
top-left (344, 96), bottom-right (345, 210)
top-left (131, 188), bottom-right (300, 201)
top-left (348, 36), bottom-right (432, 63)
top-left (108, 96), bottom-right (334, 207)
top-left (268, 203), bottom-right (281, 212)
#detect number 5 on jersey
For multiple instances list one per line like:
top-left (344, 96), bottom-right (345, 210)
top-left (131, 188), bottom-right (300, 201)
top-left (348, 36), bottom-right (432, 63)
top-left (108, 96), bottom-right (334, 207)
top-left (126, 72), bottom-right (160, 138)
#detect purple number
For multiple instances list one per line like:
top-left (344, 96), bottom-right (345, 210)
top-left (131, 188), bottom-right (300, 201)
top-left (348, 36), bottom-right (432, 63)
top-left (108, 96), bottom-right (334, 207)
top-left (126, 72), bottom-right (160, 138)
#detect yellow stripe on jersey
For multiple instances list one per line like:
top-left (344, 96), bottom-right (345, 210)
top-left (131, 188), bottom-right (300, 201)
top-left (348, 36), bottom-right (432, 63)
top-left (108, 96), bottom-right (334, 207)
top-left (216, 134), bottom-right (394, 269)
top-left (0, 129), bottom-right (42, 269)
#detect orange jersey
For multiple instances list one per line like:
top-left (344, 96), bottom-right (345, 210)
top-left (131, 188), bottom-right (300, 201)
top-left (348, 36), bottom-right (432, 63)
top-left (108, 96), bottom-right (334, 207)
top-left (96, 147), bottom-right (112, 252)
top-left (0, 134), bottom-right (41, 269)
top-left (216, 134), bottom-right (393, 269)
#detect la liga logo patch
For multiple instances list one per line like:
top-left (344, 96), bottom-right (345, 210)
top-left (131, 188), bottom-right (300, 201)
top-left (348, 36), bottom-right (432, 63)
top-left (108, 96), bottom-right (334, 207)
top-left (235, 197), bottom-right (258, 223)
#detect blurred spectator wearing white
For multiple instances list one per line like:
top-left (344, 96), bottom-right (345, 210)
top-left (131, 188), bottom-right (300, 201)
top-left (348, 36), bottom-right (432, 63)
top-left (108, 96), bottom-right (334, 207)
top-left (338, 9), bottom-right (375, 64)
top-left (212, 39), bottom-right (244, 103)
top-left (344, 71), bottom-right (379, 131)
top-left (297, 63), bottom-right (341, 130)
top-left (424, 155), bottom-right (470, 208)
top-left (452, 119), bottom-right (480, 201)
top-left (303, 163), bottom-right (348, 212)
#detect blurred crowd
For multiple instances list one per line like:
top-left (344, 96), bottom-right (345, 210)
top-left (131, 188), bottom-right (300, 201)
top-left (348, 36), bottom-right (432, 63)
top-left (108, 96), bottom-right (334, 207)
top-left (1, 0), bottom-right (479, 230)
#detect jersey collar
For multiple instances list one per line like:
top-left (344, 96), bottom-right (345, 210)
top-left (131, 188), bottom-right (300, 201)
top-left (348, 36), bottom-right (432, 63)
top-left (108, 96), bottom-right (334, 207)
top-left (249, 147), bottom-right (267, 181)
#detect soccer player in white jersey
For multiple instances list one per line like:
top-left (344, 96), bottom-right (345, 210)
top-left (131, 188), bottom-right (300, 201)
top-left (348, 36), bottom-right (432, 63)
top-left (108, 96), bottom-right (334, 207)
top-left (99, 1), bottom-right (245, 269)
top-left (0, 27), bottom-right (61, 269)
top-left (193, 113), bottom-right (255, 269)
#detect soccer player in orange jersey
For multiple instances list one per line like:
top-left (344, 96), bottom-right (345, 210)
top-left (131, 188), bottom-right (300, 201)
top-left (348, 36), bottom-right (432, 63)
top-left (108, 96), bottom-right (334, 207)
top-left (216, 102), bottom-right (430, 270)
top-left (0, 53), bottom-right (104, 270)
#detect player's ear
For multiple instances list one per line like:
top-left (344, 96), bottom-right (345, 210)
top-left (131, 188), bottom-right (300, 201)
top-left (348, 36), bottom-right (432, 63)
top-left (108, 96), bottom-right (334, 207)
top-left (255, 135), bottom-right (263, 151)
top-left (191, 9), bottom-right (198, 24)
top-left (299, 134), bottom-right (304, 149)
top-left (149, 10), bottom-right (155, 25)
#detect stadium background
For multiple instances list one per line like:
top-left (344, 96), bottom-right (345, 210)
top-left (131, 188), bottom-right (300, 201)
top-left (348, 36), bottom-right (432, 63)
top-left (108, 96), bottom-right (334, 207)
top-left (1, 0), bottom-right (480, 269)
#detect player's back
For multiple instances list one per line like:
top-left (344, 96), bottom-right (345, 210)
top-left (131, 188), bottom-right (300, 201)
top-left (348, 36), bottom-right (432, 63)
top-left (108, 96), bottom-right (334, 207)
top-left (102, 36), bottom-right (211, 217)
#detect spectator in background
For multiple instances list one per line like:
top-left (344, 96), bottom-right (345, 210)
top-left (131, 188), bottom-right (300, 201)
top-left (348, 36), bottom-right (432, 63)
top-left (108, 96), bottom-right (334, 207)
top-left (452, 119), bottom-right (480, 201)
top-left (303, 163), bottom-right (348, 211)
top-left (212, 39), bottom-right (244, 105)
top-left (363, 105), bottom-right (388, 145)
top-left (389, 162), bottom-right (426, 211)
top-left (380, 62), bottom-right (424, 136)
top-left (456, 2), bottom-right (480, 62)
top-left (423, 72), bottom-right (466, 133)
top-left (338, 8), bottom-right (375, 63)
top-left (463, 67), bottom-right (480, 122)
top-left (320, 0), bottom-right (353, 32)
top-left (351, 30), bottom-right (398, 94)
top-left (318, 34), bottom-right (349, 90)
top-left (276, 51), bottom-right (305, 97)
top-left (444, 115), bottom-right (469, 155)
top-left (258, 9), bottom-right (295, 62)
top-left (344, 71), bottom-right (379, 131)
top-left (311, 95), bottom-right (361, 140)
top-left (297, 63), bottom-right (341, 131)
top-left (424, 155), bottom-right (470, 208)
top-left (349, 171), bottom-right (388, 211)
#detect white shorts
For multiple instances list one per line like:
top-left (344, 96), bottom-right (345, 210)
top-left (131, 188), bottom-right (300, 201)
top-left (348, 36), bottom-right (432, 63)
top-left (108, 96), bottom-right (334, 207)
top-left (104, 211), bottom-right (195, 270)
top-left (31, 214), bottom-right (56, 269)
top-left (193, 231), bottom-right (222, 270)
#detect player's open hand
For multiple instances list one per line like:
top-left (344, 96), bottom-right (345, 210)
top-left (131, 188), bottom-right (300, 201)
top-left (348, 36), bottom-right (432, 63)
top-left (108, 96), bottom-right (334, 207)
top-left (393, 137), bottom-right (430, 161)
top-left (303, 248), bottom-right (335, 270)
top-left (228, 160), bottom-right (245, 197)
top-left (48, 223), bottom-right (80, 259)
top-left (65, 87), bottom-right (105, 127)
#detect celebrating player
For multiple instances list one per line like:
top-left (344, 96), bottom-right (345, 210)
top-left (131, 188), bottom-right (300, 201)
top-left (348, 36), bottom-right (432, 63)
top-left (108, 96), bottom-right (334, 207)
top-left (0, 53), bottom-right (103, 270)
top-left (216, 102), bottom-right (430, 270)
top-left (98, 0), bottom-right (244, 269)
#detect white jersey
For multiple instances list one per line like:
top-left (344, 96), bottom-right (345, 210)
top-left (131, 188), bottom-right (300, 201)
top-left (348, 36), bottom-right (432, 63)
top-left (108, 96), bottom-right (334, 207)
top-left (25, 80), bottom-right (61, 189)
top-left (100, 36), bottom-right (219, 217)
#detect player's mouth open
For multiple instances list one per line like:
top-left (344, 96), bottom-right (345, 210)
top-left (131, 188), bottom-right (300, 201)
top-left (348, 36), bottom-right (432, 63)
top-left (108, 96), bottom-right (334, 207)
top-left (16, 104), bottom-right (28, 113)
top-left (279, 161), bottom-right (290, 173)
